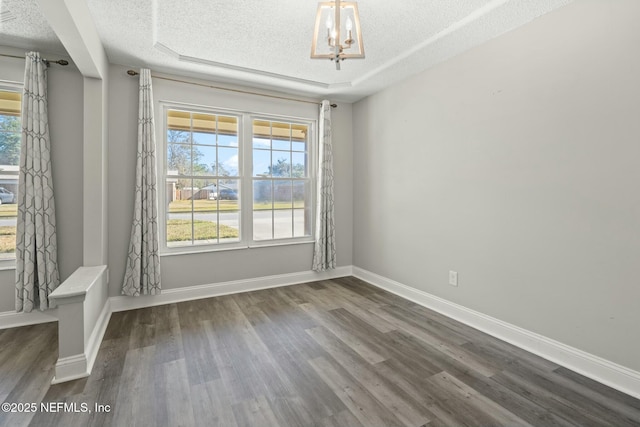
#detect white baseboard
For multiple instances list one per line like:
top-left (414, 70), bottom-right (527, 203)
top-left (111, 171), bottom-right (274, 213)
top-left (2, 267), bottom-right (353, 326)
top-left (0, 308), bottom-right (58, 330)
top-left (352, 267), bottom-right (640, 400)
top-left (110, 266), bottom-right (353, 312)
top-left (7, 266), bottom-right (353, 384)
top-left (51, 354), bottom-right (88, 384)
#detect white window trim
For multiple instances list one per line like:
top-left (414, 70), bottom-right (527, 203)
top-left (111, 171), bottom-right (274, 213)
top-left (0, 81), bottom-right (23, 269)
top-left (157, 101), bottom-right (317, 256)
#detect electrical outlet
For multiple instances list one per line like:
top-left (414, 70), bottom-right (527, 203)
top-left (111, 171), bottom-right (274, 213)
top-left (449, 270), bottom-right (458, 287)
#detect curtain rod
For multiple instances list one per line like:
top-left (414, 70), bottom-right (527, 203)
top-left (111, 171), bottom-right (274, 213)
top-left (126, 69), bottom-right (337, 108)
top-left (0, 53), bottom-right (69, 66)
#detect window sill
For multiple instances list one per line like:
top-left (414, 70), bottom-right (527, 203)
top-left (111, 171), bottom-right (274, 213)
top-left (249, 239), bottom-right (315, 249)
top-left (160, 244), bottom-right (249, 257)
top-left (0, 260), bottom-right (16, 271)
top-left (159, 239), bottom-right (315, 257)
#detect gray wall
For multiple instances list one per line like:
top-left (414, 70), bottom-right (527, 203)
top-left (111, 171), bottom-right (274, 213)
top-left (353, 0), bottom-right (640, 372)
top-left (107, 64), bottom-right (353, 297)
top-left (0, 49), bottom-right (84, 312)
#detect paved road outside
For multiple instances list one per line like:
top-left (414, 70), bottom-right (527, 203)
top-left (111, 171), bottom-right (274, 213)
top-left (0, 218), bottom-right (16, 227)
top-left (168, 208), bottom-right (307, 240)
top-left (0, 209), bottom-right (309, 241)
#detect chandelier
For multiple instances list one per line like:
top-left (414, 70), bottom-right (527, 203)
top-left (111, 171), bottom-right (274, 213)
top-left (311, 0), bottom-right (364, 70)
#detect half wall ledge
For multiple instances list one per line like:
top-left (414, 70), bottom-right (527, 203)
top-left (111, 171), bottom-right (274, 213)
top-left (49, 265), bottom-right (110, 384)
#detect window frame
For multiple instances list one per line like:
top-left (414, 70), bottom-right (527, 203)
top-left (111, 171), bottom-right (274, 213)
top-left (250, 115), bottom-right (315, 244)
top-left (158, 101), bottom-right (317, 255)
top-left (0, 81), bottom-right (23, 269)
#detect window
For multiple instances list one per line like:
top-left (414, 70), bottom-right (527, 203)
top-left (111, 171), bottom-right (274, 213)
top-left (165, 109), bottom-right (241, 248)
top-left (0, 88), bottom-right (21, 261)
top-left (252, 119), bottom-right (312, 240)
top-left (160, 104), bottom-right (315, 253)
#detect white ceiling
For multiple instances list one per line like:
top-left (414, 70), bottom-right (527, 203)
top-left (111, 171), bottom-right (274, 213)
top-left (0, 0), bottom-right (65, 54)
top-left (1, 0), bottom-right (572, 102)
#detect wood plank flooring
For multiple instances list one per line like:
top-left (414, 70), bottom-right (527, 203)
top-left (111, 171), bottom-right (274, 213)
top-left (1, 276), bottom-right (639, 426)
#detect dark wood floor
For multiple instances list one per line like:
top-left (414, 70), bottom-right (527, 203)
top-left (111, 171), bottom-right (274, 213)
top-left (1, 277), bottom-right (639, 426)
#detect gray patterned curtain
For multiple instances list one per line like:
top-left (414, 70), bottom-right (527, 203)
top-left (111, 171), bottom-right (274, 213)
top-left (15, 52), bottom-right (60, 312)
top-left (122, 69), bottom-right (161, 296)
top-left (312, 100), bottom-right (336, 271)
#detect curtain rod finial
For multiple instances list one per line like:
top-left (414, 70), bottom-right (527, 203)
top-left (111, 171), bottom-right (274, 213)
top-left (127, 69), bottom-right (139, 76)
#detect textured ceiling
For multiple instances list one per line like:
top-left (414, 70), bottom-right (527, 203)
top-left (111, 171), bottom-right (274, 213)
top-left (1, 0), bottom-right (573, 102)
top-left (0, 0), bottom-right (65, 54)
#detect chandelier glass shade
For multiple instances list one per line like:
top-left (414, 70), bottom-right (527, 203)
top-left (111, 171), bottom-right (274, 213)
top-left (311, 0), bottom-right (364, 70)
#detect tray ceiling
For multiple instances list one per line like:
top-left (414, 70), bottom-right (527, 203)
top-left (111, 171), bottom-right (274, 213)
top-left (1, 0), bottom-right (573, 102)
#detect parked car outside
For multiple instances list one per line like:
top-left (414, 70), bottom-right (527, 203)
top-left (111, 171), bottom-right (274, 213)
top-left (218, 189), bottom-right (238, 200)
top-left (0, 187), bottom-right (15, 204)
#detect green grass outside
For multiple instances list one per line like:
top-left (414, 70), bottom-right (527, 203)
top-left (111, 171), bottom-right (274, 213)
top-left (169, 199), bottom-right (304, 212)
top-left (167, 219), bottom-right (238, 242)
top-left (0, 226), bottom-right (16, 253)
top-left (1, 200), bottom-right (305, 216)
top-left (0, 220), bottom-right (240, 252)
top-left (253, 201), bottom-right (305, 210)
top-left (0, 202), bottom-right (304, 251)
top-left (169, 200), bottom-right (239, 213)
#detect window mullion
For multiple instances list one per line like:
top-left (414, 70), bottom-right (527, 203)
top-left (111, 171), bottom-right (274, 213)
top-left (215, 116), bottom-right (219, 245)
top-left (290, 141), bottom-right (294, 236)
top-left (271, 124), bottom-right (276, 240)
top-left (242, 113), bottom-right (253, 245)
top-left (216, 177), bottom-right (220, 245)
top-left (190, 113), bottom-right (195, 246)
